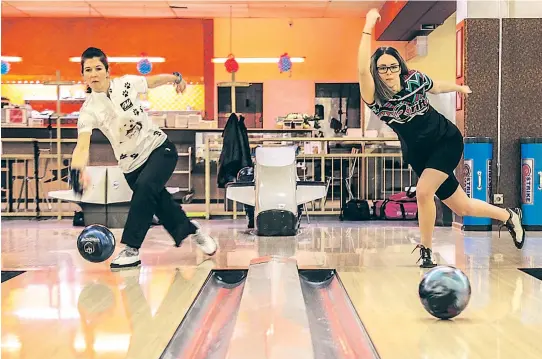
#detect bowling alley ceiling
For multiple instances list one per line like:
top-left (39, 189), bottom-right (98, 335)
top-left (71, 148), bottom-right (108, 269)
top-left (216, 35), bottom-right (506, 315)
top-left (1, 0), bottom-right (387, 18)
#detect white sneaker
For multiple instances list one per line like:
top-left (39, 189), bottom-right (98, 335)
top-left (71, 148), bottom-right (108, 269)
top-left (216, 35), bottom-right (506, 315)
top-left (500, 208), bottom-right (526, 249)
top-left (190, 221), bottom-right (218, 255)
top-left (110, 246), bottom-right (142, 269)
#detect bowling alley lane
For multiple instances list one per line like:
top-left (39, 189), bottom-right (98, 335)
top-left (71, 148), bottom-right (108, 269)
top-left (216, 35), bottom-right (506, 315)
top-left (3, 219), bottom-right (542, 359)
top-left (338, 266), bottom-right (542, 359)
top-left (1, 263), bottom-right (213, 359)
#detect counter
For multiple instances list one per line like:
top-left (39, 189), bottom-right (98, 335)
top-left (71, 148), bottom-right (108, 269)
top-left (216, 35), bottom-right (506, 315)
top-left (1, 125), bottom-right (315, 217)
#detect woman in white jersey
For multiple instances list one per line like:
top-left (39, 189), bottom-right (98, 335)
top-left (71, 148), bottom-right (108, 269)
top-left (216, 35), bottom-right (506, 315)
top-left (358, 10), bottom-right (525, 268)
top-left (71, 47), bottom-right (217, 270)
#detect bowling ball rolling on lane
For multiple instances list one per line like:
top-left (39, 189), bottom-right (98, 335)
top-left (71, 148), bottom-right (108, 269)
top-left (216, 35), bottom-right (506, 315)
top-left (418, 265), bottom-right (471, 320)
top-left (71, 171), bottom-right (116, 263)
top-left (77, 224), bottom-right (116, 263)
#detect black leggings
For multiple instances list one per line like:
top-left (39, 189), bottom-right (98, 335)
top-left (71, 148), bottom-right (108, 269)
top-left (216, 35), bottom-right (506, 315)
top-left (121, 139), bottom-right (196, 249)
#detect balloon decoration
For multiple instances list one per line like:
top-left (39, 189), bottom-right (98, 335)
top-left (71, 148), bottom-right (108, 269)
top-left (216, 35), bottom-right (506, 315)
top-left (1, 60), bottom-right (10, 75)
top-left (224, 54), bottom-right (239, 74)
top-left (137, 58), bottom-right (152, 75)
top-left (278, 53), bottom-right (292, 75)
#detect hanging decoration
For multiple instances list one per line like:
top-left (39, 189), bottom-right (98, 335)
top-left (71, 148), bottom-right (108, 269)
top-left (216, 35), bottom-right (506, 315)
top-left (1, 60), bottom-right (10, 75)
top-left (224, 54), bottom-right (239, 74)
top-left (278, 53), bottom-right (292, 75)
top-left (137, 53), bottom-right (152, 75)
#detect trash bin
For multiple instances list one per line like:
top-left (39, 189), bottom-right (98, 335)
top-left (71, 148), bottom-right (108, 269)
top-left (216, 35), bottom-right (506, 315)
top-left (463, 137), bottom-right (493, 231)
top-left (521, 137), bottom-right (542, 230)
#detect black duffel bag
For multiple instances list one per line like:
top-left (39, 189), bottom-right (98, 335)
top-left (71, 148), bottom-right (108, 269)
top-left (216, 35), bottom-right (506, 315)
top-left (340, 199), bottom-right (371, 221)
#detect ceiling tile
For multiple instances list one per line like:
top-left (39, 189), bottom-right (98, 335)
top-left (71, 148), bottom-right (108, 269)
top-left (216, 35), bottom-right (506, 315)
top-left (87, 0), bottom-right (169, 7)
top-left (248, 1), bottom-right (328, 17)
top-left (93, 8), bottom-right (176, 18)
top-left (1, 2), bottom-right (28, 16)
top-left (170, 3), bottom-right (250, 17)
top-left (4, 1), bottom-right (99, 16)
top-left (4, 0), bottom-right (88, 7)
top-left (2, 0), bottom-right (386, 18)
top-left (325, 0), bottom-right (384, 18)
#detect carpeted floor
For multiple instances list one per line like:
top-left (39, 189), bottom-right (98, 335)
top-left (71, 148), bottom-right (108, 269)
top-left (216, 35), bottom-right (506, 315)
top-left (519, 268), bottom-right (542, 281)
top-left (1, 271), bottom-right (25, 283)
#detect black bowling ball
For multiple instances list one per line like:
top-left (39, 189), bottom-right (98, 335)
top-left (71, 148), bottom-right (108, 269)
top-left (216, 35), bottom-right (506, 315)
top-left (77, 224), bottom-right (116, 263)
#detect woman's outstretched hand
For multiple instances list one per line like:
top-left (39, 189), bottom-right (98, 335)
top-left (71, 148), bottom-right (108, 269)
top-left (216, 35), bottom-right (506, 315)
top-left (365, 8), bottom-right (381, 29)
top-left (174, 79), bottom-right (187, 94)
top-left (460, 85), bottom-right (472, 96)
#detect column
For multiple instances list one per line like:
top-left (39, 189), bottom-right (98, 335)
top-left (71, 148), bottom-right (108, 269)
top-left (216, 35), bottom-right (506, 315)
top-left (455, 0), bottom-right (542, 226)
top-left (203, 19), bottom-right (214, 121)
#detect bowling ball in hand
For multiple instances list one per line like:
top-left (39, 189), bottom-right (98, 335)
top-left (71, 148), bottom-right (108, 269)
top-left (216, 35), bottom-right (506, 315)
top-left (77, 224), bottom-right (116, 263)
top-left (418, 265), bottom-right (471, 320)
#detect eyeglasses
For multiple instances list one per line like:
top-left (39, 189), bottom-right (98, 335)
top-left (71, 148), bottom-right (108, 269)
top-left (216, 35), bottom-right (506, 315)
top-left (377, 65), bottom-right (400, 74)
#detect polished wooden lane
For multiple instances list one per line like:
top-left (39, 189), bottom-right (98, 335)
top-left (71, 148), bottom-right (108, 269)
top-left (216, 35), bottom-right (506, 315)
top-left (2, 219), bottom-right (542, 359)
top-left (340, 267), bottom-right (542, 359)
top-left (1, 264), bottom-right (214, 359)
top-left (340, 231), bottom-right (542, 359)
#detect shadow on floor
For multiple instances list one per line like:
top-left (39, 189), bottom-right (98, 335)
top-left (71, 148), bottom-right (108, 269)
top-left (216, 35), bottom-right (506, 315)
top-left (519, 268), bottom-right (542, 281)
top-left (1, 271), bottom-right (25, 283)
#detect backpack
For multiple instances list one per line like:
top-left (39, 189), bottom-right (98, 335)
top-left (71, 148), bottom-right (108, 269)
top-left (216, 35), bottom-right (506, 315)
top-left (340, 199), bottom-right (371, 221)
top-left (373, 190), bottom-right (418, 220)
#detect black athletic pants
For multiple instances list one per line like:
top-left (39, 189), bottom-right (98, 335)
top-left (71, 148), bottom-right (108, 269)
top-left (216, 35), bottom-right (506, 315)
top-left (121, 139), bottom-right (196, 249)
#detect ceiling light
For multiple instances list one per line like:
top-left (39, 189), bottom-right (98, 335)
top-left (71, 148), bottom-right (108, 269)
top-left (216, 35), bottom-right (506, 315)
top-left (212, 57), bottom-right (305, 64)
top-left (1, 56), bottom-right (22, 62)
top-left (217, 81), bottom-right (251, 87)
top-left (69, 57), bottom-right (165, 63)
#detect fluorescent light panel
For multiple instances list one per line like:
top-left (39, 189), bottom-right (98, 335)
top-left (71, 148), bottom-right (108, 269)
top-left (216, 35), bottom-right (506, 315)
top-left (1, 56), bottom-right (22, 62)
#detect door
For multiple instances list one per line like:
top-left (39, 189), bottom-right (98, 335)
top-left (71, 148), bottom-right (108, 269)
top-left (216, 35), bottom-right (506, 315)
top-left (217, 83), bottom-right (263, 128)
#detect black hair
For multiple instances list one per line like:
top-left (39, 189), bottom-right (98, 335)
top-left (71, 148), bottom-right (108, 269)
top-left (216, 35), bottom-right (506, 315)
top-left (81, 47), bottom-right (109, 93)
top-left (370, 47), bottom-right (410, 105)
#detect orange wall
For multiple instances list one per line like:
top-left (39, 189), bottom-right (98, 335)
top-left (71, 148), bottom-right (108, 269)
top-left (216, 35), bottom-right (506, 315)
top-left (213, 18), bottom-right (406, 127)
top-left (213, 18), bottom-right (405, 83)
top-left (2, 16), bottom-right (412, 128)
top-left (1, 18), bottom-right (205, 83)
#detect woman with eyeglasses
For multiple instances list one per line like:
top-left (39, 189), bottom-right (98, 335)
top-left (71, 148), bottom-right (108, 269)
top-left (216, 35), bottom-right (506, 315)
top-left (358, 9), bottom-right (525, 268)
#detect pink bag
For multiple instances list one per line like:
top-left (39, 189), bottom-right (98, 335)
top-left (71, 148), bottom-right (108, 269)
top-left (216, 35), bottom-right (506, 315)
top-left (388, 191), bottom-right (416, 202)
top-left (373, 190), bottom-right (418, 220)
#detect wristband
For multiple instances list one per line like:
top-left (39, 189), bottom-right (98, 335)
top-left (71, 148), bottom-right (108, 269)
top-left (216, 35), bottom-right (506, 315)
top-left (70, 169), bottom-right (83, 195)
top-left (173, 72), bottom-right (183, 84)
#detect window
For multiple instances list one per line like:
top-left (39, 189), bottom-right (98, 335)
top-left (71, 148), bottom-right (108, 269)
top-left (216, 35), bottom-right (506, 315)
top-left (315, 83), bottom-right (361, 129)
top-left (217, 83), bottom-right (263, 128)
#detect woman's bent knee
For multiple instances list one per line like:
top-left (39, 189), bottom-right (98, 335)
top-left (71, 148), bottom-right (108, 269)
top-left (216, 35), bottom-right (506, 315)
top-left (416, 186), bottom-right (436, 203)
